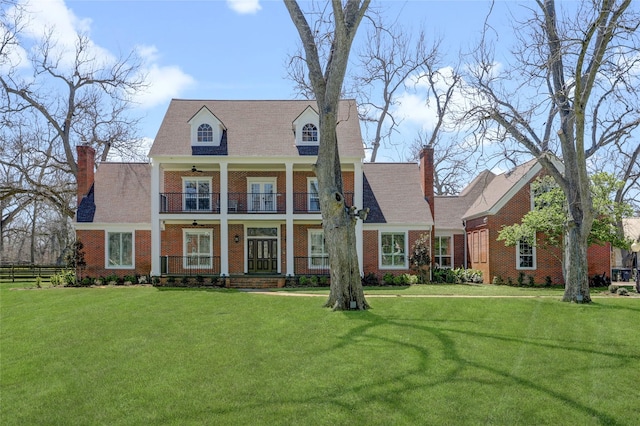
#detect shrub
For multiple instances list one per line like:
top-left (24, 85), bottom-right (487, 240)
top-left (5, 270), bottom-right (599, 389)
top-left (106, 274), bottom-right (119, 285)
top-left (528, 275), bottom-right (535, 287)
top-left (507, 277), bottom-right (514, 286)
top-left (80, 277), bottom-right (92, 286)
top-left (362, 272), bottom-right (379, 287)
top-left (382, 273), bottom-right (395, 285)
top-left (608, 284), bottom-right (619, 293)
top-left (299, 276), bottom-right (309, 286)
top-left (319, 276), bottom-right (329, 287)
top-left (195, 275), bottom-right (204, 284)
top-left (544, 276), bottom-right (553, 287)
top-left (310, 275), bottom-right (319, 287)
top-left (458, 268), bottom-right (483, 284)
top-left (138, 275), bottom-right (148, 284)
top-left (167, 276), bottom-right (176, 284)
top-left (403, 274), bottom-right (419, 285)
top-left (123, 275), bottom-right (136, 284)
top-left (409, 233), bottom-right (431, 284)
top-left (492, 275), bottom-right (504, 286)
top-left (151, 276), bottom-right (160, 285)
top-left (51, 270), bottom-right (76, 287)
top-left (517, 272), bottom-right (525, 287)
top-left (180, 276), bottom-right (189, 285)
top-left (35, 276), bottom-right (42, 288)
top-left (616, 287), bottom-right (629, 296)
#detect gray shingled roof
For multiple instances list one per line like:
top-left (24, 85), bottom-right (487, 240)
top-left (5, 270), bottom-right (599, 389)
top-left (363, 163), bottom-right (433, 225)
top-left (149, 99), bottom-right (364, 159)
top-left (463, 159), bottom-right (539, 219)
top-left (92, 163), bottom-right (151, 224)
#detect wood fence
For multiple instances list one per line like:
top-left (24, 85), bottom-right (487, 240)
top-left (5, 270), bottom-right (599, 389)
top-left (0, 264), bottom-right (66, 283)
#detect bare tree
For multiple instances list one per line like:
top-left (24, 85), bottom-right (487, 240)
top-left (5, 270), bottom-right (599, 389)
top-left (285, 0), bottom-right (370, 310)
top-left (463, 0), bottom-right (639, 303)
top-left (1, 5), bottom-right (146, 263)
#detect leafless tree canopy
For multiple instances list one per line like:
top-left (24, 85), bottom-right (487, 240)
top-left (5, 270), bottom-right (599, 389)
top-left (1, 2), bottom-right (147, 264)
top-left (462, 0), bottom-right (639, 302)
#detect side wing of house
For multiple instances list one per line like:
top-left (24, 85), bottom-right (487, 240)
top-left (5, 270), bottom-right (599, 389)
top-left (461, 159), bottom-right (612, 285)
top-left (362, 162), bottom-right (433, 280)
top-left (75, 147), bottom-right (152, 279)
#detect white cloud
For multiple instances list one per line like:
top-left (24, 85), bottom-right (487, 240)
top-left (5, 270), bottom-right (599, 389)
top-left (393, 92), bottom-right (440, 131)
top-left (135, 65), bottom-right (196, 109)
top-left (132, 45), bottom-right (195, 109)
top-left (226, 0), bottom-right (262, 14)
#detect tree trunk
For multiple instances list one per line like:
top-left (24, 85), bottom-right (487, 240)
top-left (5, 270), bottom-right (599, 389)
top-left (316, 106), bottom-right (369, 311)
top-left (562, 223), bottom-right (591, 303)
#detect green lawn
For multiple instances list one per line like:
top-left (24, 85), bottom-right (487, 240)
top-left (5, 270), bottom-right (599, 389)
top-left (2, 282), bottom-right (639, 425)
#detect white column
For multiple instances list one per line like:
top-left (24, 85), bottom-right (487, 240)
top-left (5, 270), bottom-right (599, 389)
top-left (219, 162), bottom-right (229, 276)
top-left (150, 160), bottom-right (161, 276)
top-left (354, 161), bottom-right (364, 275)
top-left (285, 162), bottom-right (294, 276)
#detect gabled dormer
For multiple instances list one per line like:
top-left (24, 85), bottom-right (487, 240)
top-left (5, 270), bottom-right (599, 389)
top-left (293, 105), bottom-right (320, 143)
top-left (188, 106), bottom-right (227, 155)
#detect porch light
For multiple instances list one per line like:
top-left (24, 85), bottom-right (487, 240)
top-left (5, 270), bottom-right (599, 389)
top-left (192, 220), bottom-right (198, 226)
top-left (234, 235), bottom-right (240, 243)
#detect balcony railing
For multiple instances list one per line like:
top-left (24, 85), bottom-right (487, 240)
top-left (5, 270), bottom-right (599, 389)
top-left (159, 191), bottom-right (354, 214)
top-left (293, 192), bottom-right (354, 213)
top-left (294, 256), bottom-right (330, 276)
top-left (227, 192), bottom-right (286, 213)
top-left (160, 256), bottom-right (221, 276)
top-left (160, 193), bottom-right (221, 213)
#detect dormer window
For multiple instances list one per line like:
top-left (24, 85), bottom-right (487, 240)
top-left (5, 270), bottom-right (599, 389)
top-left (188, 106), bottom-right (225, 149)
top-left (293, 105), bottom-right (320, 147)
top-left (302, 123), bottom-right (318, 143)
top-left (197, 124), bottom-right (213, 142)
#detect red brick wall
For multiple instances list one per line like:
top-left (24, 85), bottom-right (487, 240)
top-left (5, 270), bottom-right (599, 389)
top-left (453, 233), bottom-right (466, 269)
top-left (362, 229), bottom-right (427, 280)
top-left (228, 224), bottom-right (244, 274)
top-left (76, 229), bottom-right (150, 278)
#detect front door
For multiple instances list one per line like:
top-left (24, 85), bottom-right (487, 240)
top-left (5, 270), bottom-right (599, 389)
top-left (247, 239), bottom-right (277, 273)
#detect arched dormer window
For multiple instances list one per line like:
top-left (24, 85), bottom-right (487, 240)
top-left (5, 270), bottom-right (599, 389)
top-left (197, 124), bottom-right (213, 142)
top-left (302, 123), bottom-right (318, 143)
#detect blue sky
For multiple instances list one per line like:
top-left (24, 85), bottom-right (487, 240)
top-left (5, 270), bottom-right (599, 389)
top-left (11, 0), bottom-right (517, 162)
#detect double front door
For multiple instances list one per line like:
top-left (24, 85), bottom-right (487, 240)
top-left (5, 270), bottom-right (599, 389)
top-left (247, 238), bottom-right (277, 273)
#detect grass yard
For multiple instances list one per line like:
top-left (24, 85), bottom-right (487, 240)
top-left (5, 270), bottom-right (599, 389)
top-left (1, 282), bottom-right (639, 425)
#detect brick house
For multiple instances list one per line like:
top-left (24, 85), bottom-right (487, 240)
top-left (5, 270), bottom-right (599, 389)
top-left (75, 99), bottom-right (434, 285)
top-left (74, 98), bottom-right (610, 286)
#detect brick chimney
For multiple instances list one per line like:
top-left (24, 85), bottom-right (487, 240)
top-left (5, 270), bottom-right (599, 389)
top-left (76, 145), bottom-right (96, 206)
top-left (419, 145), bottom-right (435, 222)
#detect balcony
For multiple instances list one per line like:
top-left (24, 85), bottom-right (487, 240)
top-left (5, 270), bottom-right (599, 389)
top-left (293, 192), bottom-right (354, 213)
top-left (160, 193), bottom-right (221, 213)
top-left (159, 191), bottom-right (354, 214)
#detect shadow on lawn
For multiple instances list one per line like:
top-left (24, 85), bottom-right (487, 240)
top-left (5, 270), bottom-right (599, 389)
top-left (287, 309), bottom-right (623, 424)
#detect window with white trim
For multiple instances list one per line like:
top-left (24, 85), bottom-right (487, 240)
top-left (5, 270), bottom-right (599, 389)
top-left (197, 123), bottom-right (213, 142)
top-left (309, 229), bottom-right (329, 269)
top-left (380, 232), bottom-right (407, 268)
top-left (184, 178), bottom-right (211, 211)
top-left (184, 229), bottom-right (212, 268)
top-left (107, 232), bottom-right (134, 268)
top-left (308, 178), bottom-right (320, 212)
top-left (517, 239), bottom-right (536, 269)
top-left (434, 236), bottom-right (452, 268)
top-left (302, 123), bottom-right (318, 143)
